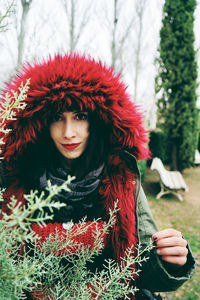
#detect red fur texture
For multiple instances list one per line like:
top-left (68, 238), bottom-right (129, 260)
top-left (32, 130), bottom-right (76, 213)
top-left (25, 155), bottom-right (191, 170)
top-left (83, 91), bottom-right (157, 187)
top-left (0, 53), bottom-right (149, 263)
top-left (1, 54), bottom-right (148, 166)
top-left (99, 154), bottom-right (138, 262)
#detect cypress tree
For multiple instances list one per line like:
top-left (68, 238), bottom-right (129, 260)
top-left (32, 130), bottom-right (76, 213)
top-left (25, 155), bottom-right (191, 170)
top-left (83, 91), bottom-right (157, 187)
top-left (155, 0), bottom-right (198, 171)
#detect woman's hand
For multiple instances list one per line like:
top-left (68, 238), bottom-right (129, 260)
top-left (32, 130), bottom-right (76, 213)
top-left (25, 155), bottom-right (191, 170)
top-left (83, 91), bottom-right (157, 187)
top-left (152, 229), bottom-right (188, 267)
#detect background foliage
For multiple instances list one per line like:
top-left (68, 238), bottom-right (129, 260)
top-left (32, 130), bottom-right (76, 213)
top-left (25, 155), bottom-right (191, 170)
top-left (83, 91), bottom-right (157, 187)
top-left (148, 130), bottom-right (167, 163)
top-left (155, 0), bottom-right (198, 171)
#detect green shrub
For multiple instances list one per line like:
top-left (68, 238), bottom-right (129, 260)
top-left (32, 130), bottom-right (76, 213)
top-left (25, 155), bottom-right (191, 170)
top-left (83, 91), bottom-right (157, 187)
top-left (138, 160), bottom-right (147, 182)
top-left (148, 130), bottom-right (167, 162)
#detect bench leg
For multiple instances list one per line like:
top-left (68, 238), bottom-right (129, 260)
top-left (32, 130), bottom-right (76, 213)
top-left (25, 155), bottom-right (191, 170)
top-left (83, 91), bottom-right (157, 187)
top-left (156, 184), bottom-right (183, 201)
top-left (170, 191), bottom-right (183, 202)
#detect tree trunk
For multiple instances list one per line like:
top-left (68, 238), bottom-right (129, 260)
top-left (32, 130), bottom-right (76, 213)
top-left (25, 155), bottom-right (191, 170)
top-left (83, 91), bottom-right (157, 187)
top-left (133, 1), bottom-right (146, 100)
top-left (111, 0), bottom-right (118, 70)
top-left (70, 0), bottom-right (75, 52)
top-left (171, 142), bottom-right (178, 170)
top-left (17, 0), bottom-right (32, 68)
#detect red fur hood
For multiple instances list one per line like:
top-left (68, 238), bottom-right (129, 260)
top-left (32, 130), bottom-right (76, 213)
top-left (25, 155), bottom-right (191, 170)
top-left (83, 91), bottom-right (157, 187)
top-left (1, 54), bottom-right (148, 169)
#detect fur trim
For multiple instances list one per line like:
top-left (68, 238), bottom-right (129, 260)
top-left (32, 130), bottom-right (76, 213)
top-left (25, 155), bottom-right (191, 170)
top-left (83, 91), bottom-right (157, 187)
top-left (0, 53), bottom-right (146, 263)
top-left (99, 154), bottom-right (138, 261)
top-left (1, 53), bottom-right (148, 170)
top-left (0, 184), bottom-right (25, 218)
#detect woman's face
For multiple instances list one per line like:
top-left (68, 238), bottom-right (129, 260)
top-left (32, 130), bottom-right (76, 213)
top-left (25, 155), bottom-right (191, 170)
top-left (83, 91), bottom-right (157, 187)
top-left (50, 111), bottom-right (89, 159)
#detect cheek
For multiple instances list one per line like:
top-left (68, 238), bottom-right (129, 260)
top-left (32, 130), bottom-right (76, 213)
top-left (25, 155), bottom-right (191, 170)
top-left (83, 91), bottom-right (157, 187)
top-left (78, 122), bottom-right (89, 140)
top-left (50, 124), bottom-right (59, 142)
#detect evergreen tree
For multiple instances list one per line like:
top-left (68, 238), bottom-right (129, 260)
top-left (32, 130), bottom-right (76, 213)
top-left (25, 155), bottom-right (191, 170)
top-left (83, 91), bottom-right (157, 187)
top-left (155, 0), bottom-right (198, 171)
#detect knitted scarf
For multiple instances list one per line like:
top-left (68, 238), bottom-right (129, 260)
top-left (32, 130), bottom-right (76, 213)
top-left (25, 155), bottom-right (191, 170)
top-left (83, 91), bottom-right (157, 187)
top-left (38, 164), bottom-right (105, 223)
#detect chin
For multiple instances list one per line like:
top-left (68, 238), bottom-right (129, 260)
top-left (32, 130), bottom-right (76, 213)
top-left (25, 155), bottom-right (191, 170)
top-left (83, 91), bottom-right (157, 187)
top-left (61, 151), bottom-right (82, 160)
top-left (64, 155), bottom-right (80, 159)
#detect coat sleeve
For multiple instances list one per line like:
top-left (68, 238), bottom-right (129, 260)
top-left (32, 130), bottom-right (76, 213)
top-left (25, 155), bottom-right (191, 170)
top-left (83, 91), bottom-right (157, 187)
top-left (136, 185), bottom-right (196, 292)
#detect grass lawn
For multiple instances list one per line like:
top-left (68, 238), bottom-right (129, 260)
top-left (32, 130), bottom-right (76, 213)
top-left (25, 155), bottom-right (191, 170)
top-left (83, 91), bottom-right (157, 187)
top-left (142, 165), bottom-right (200, 300)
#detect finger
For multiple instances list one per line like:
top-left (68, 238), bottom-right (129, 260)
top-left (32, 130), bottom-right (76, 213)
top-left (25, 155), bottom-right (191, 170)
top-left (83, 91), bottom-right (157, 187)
top-left (156, 236), bottom-right (187, 248)
top-left (152, 229), bottom-right (182, 241)
top-left (156, 246), bottom-right (188, 257)
top-left (159, 255), bottom-right (187, 266)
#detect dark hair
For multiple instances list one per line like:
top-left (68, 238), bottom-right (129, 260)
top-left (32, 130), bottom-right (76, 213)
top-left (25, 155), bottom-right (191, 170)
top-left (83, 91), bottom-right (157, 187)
top-left (78, 110), bottom-right (110, 176)
top-left (17, 109), bottom-right (110, 189)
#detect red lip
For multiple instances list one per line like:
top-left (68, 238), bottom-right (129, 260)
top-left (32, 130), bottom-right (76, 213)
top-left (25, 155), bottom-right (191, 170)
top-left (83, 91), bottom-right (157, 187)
top-left (62, 143), bottom-right (81, 150)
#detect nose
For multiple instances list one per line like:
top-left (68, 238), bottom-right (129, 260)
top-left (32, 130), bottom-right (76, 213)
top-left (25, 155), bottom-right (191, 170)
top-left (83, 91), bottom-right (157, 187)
top-left (63, 120), bottom-right (76, 139)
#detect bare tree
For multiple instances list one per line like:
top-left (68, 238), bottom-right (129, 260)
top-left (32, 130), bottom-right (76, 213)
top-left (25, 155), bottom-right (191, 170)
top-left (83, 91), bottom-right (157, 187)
top-left (133, 0), bottom-right (147, 100)
top-left (0, 0), bottom-right (35, 89)
top-left (0, 1), bottom-right (15, 32)
top-left (102, 0), bottom-right (162, 128)
top-left (17, 0), bottom-right (33, 68)
top-left (100, 0), bottom-right (136, 73)
top-left (0, 0), bottom-right (33, 68)
top-left (61, 0), bottom-right (94, 52)
top-left (111, 0), bottom-right (117, 69)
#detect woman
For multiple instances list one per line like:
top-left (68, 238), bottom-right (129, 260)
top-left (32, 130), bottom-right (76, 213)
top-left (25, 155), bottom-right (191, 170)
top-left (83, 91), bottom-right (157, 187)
top-left (0, 54), bottom-right (195, 299)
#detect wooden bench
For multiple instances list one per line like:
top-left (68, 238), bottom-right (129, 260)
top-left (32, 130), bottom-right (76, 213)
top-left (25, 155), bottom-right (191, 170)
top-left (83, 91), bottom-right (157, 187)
top-left (150, 157), bottom-right (189, 201)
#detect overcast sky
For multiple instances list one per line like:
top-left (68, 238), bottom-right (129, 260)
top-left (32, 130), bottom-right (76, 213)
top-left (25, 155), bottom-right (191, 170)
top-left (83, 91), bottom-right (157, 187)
top-left (0, 0), bottom-right (200, 124)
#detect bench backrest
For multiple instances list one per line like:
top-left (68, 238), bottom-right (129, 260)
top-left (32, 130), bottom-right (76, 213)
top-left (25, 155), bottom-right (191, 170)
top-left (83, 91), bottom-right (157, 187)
top-left (195, 150), bottom-right (200, 164)
top-left (150, 157), bottom-right (188, 191)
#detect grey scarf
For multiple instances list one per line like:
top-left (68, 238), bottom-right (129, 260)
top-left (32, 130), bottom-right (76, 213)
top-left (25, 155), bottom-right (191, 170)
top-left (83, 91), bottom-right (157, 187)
top-left (39, 164), bottom-right (104, 222)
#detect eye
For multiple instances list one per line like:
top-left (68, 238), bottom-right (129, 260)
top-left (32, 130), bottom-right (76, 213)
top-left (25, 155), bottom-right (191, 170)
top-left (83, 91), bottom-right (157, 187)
top-left (75, 112), bottom-right (88, 121)
top-left (52, 113), bottom-right (64, 123)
